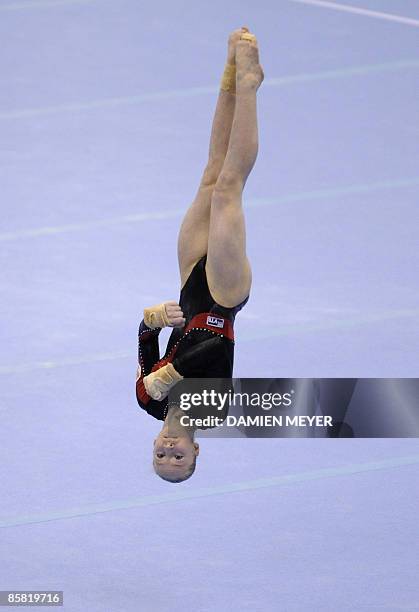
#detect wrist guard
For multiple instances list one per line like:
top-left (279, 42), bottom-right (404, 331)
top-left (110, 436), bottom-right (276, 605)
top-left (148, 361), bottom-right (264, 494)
top-left (143, 363), bottom-right (184, 401)
top-left (143, 303), bottom-right (170, 329)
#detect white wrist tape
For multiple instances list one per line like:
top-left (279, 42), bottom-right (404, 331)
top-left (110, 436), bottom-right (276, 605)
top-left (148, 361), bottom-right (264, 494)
top-left (143, 363), bottom-right (184, 401)
top-left (143, 303), bottom-right (170, 329)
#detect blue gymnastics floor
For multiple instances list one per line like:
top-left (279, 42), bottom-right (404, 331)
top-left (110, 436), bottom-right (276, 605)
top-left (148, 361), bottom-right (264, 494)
top-left (1, 1), bottom-right (419, 610)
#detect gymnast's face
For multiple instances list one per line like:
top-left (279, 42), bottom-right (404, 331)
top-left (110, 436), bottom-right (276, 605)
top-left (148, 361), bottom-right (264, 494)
top-left (153, 431), bottom-right (199, 482)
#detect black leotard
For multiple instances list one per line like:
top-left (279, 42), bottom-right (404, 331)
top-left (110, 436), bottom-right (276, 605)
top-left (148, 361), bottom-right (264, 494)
top-left (136, 255), bottom-right (248, 420)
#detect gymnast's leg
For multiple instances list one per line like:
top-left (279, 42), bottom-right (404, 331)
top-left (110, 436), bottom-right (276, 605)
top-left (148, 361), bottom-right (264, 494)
top-left (177, 28), bottom-right (250, 288)
top-left (206, 32), bottom-right (264, 307)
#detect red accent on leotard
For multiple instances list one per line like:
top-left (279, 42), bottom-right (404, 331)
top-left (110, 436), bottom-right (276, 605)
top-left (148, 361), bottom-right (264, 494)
top-left (136, 312), bottom-right (235, 406)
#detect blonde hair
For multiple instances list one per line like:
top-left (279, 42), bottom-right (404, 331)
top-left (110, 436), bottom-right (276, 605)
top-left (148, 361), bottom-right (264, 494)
top-left (154, 456), bottom-right (196, 483)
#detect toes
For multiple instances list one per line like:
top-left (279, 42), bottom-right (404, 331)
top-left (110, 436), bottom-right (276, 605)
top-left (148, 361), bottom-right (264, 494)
top-left (229, 26), bottom-right (249, 42)
top-left (237, 39), bottom-right (259, 60)
top-left (240, 30), bottom-right (257, 43)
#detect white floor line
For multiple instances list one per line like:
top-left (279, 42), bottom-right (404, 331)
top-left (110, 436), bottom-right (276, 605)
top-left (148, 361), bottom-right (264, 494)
top-left (0, 350), bottom-right (132, 375)
top-left (0, 0), bottom-right (95, 11)
top-left (0, 208), bottom-right (184, 242)
top-left (1, 454), bottom-right (418, 528)
top-left (290, 0), bottom-right (419, 28)
top-left (0, 59), bottom-right (418, 121)
top-left (1, 308), bottom-right (419, 375)
top-left (1, 177), bottom-right (418, 243)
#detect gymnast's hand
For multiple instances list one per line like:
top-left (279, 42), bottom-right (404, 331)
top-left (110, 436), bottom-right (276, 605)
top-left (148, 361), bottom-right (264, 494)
top-left (143, 301), bottom-right (186, 329)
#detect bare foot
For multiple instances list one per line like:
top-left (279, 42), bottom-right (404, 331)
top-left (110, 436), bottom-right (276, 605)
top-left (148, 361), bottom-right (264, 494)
top-left (227, 26), bottom-right (249, 65)
top-left (236, 31), bottom-right (264, 90)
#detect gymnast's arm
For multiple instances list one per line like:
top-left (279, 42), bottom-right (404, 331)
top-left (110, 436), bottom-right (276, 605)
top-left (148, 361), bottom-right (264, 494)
top-left (137, 319), bottom-right (161, 379)
top-left (136, 320), bottom-right (166, 420)
top-left (136, 301), bottom-right (186, 418)
top-left (138, 301), bottom-right (185, 360)
top-left (137, 300), bottom-right (186, 377)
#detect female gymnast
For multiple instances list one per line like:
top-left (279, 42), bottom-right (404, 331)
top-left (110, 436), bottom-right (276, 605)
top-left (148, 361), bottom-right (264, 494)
top-left (136, 27), bottom-right (264, 482)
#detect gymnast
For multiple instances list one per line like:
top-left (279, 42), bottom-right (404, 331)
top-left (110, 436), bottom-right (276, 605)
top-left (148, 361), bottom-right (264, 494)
top-left (136, 27), bottom-right (264, 482)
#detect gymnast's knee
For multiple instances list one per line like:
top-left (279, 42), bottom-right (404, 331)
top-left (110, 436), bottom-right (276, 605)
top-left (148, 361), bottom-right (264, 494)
top-left (201, 161), bottom-right (223, 187)
top-left (213, 171), bottom-right (244, 197)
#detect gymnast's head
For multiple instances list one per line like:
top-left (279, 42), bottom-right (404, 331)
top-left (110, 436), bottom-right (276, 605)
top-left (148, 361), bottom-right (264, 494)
top-left (153, 416), bottom-right (199, 483)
